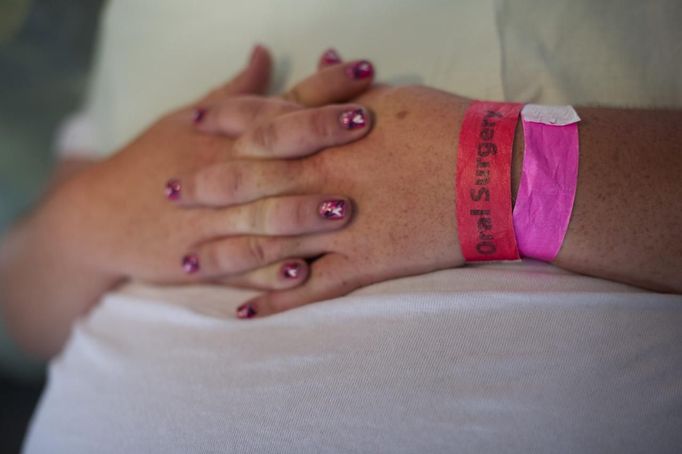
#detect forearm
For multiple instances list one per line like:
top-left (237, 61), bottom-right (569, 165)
top-left (0, 169), bottom-right (122, 359)
top-left (512, 106), bottom-right (682, 292)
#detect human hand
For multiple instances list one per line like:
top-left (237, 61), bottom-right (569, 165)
top-left (190, 85), bottom-right (472, 317)
top-left (51, 46), bottom-right (376, 289)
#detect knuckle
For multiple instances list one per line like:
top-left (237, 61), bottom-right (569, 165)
top-left (292, 198), bottom-right (310, 230)
top-left (252, 122), bottom-right (277, 152)
top-left (247, 236), bottom-right (268, 265)
top-left (195, 163), bottom-right (245, 205)
top-left (226, 164), bottom-right (244, 202)
top-left (309, 110), bottom-right (333, 142)
top-left (239, 97), bottom-right (266, 120)
top-left (204, 243), bottom-right (228, 275)
top-left (194, 166), bottom-right (218, 204)
top-left (254, 198), bottom-right (273, 233)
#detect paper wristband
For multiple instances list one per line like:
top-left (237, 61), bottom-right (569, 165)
top-left (512, 104), bottom-right (580, 262)
top-left (456, 101), bottom-right (522, 261)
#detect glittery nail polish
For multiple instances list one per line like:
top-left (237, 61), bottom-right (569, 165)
top-left (192, 107), bottom-right (207, 124)
top-left (181, 254), bottom-right (200, 274)
top-left (165, 179), bottom-right (182, 201)
top-left (321, 48), bottom-right (341, 65)
top-left (346, 60), bottom-right (373, 80)
top-left (339, 108), bottom-right (367, 130)
top-left (319, 200), bottom-right (346, 220)
top-left (236, 302), bottom-right (257, 319)
top-left (282, 262), bottom-right (302, 279)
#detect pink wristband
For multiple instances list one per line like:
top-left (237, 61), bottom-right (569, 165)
top-left (456, 101), bottom-right (522, 261)
top-left (512, 105), bottom-right (580, 262)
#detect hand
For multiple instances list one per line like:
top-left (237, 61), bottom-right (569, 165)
top-left (51, 47), bottom-right (376, 289)
top-left (190, 85), bottom-right (472, 317)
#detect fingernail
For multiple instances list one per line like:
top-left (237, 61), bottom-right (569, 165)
top-left (339, 108), bottom-right (367, 130)
top-left (165, 179), bottom-right (182, 201)
top-left (282, 262), bottom-right (303, 279)
top-left (181, 254), bottom-right (200, 274)
top-left (321, 48), bottom-right (341, 65)
top-left (236, 302), bottom-right (257, 319)
top-left (319, 200), bottom-right (346, 220)
top-left (192, 107), bottom-right (207, 124)
top-left (346, 60), bottom-right (373, 80)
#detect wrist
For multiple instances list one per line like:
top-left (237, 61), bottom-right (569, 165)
top-left (44, 166), bottom-right (126, 285)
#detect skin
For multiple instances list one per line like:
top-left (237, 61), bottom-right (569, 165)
top-left (2, 46), bottom-right (681, 354)
top-left (0, 47), bottom-right (375, 358)
top-left (553, 107), bottom-right (682, 291)
top-left (187, 85), bottom-right (681, 316)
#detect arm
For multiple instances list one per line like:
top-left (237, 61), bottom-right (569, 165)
top-left (535, 107), bottom-right (682, 292)
top-left (0, 171), bottom-right (123, 358)
top-left (205, 86), bottom-right (681, 317)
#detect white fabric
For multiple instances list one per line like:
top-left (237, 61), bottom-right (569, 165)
top-left (28, 0), bottom-right (682, 452)
top-left (53, 113), bottom-right (97, 159)
top-left (26, 264), bottom-right (682, 453)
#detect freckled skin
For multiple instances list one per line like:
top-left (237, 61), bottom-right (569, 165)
top-left (256, 87), bottom-right (681, 315)
top-left (301, 86), bottom-right (468, 282)
top-left (552, 108), bottom-right (682, 292)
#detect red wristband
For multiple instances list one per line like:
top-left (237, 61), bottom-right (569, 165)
top-left (455, 101), bottom-right (522, 261)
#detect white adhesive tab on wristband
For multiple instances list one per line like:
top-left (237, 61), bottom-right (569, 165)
top-left (521, 104), bottom-right (580, 126)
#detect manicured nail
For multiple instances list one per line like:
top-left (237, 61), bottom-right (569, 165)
top-left (346, 60), bottom-right (373, 80)
top-left (192, 107), bottom-right (207, 124)
top-left (319, 200), bottom-right (346, 220)
top-left (165, 179), bottom-right (182, 201)
top-left (339, 108), bottom-right (367, 130)
top-left (282, 262), bottom-right (303, 279)
top-left (321, 48), bottom-right (341, 65)
top-left (181, 254), bottom-right (200, 274)
top-left (236, 302), bottom-right (257, 319)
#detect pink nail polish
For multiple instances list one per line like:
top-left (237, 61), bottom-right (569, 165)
top-left (346, 60), bottom-right (373, 80)
top-left (319, 200), bottom-right (346, 220)
top-left (192, 108), bottom-right (207, 124)
top-left (339, 109), bottom-right (367, 130)
top-left (321, 48), bottom-right (341, 65)
top-left (236, 302), bottom-right (257, 319)
top-left (282, 262), bottom-right (303, 279)
top-left (182, 254), bottom-right (200, 274)
top-left (165, 179), bottom-right (182, 201)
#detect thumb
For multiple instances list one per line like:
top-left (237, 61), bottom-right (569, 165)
top-left (201, 45), bottom-right (272, 103)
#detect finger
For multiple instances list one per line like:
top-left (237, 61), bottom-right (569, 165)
top-left (181, 236), bottom-right (323, 279)
top-left (198, 195), bottom-right (352, 237)
top-left (195, 96), bottom-right (299, 137)
top-left (166, 159), bottom-right (308, 207)
top-left (317, 48), bottom-right (342, 70)
top-left (282, 59), bottom-right (374, 107)
top-left (219, 259), bottom-right (309, 291)
top-left (234, 253), bottom-right (361, 319)
top-left (233, 104), bottom-right (371, 159)
top-left (200, 45), bottom-right (272, 103)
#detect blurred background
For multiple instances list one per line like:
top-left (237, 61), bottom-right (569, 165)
top-left (0, 0), bottom-right (103, 451)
